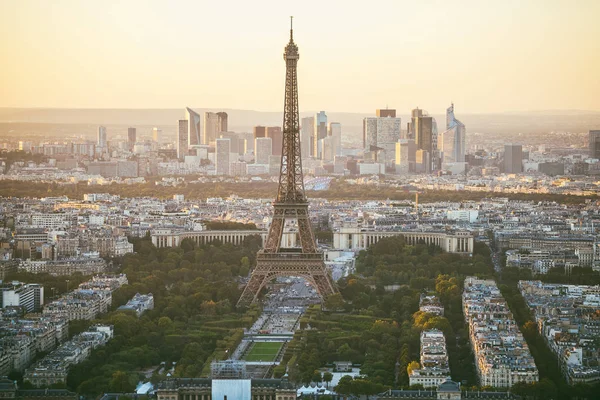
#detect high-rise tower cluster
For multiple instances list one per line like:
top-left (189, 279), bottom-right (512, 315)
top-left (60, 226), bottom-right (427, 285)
top-left (361, 104), bottom-right (467, 174)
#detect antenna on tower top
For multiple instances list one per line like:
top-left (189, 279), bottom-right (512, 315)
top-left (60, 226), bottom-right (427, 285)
top-left (290, 16), bottom-right (294, 40)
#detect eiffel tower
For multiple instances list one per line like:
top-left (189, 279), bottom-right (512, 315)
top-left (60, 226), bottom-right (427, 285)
top-left (237, 18), bottom-right (338, 307)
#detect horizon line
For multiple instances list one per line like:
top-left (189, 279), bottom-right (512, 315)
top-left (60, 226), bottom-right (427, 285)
top-left (1, 106), bottom-right (600, 116)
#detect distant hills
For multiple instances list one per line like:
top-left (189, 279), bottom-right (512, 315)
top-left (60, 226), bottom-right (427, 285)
top-left (1, 108), bottom-right (599, 136)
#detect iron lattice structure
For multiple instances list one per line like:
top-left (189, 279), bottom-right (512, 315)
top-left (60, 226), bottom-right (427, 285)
top-left (237, 19), bottom-right (338, 307)
top-left (210, 360), bottom-right (248, 379)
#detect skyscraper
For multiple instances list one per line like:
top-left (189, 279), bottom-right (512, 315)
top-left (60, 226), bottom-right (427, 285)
top-left (314, 111), bottom-right (327, 158)
top-left (416, 149), bottom-right (431, 173)
top-left (363, 109), bottom-right (401, 166)
top-left (376, 109), bottom-right (396, 118)
top-left (363, 118), bottom-right (377, 149)
top-left (177, 120), bottom-right (188, 161)
top-left (328, 122), bottom-right (342, 157)
top-left (97, 126), bottom-right (107, 147)
top-left (589, 130), bottom-right (600, 159)
top-left (203, 112), bottom-right (219, 145)
top-left (217, 112), bottom-right (228, 133)
top-left (152, 127), bottom-right (161, 142)
top-left (407, 108), bottom-right (423, 140)
top-left (410, 108), bottom-right (439, 170)
top-left (439, 128), bottom-right (457, 163)
top-left (321, 136), bottom-right (335, 163)
top-left (439, 103), bottom-right (466, 164)
top-left (127, 127), bottom-right (136, 151)
top-left (301, 116), bottom-right (314, 158)
top-left (185, 107), bottom-right (201, 147)
top-left (395, 139), bottom-right (416, 174)
top-left (253, 126), bottom-right (266, 139)
top-left (414, 110), bottom-right (433, 154)
top-left (504, 144), bottom-right (523, 173)
top-left (215, 138), bottom-right (230, 175)
top-left (266, 126), bottom-right (283, 156)
top-left (255, 137), bottom-right (273, 164)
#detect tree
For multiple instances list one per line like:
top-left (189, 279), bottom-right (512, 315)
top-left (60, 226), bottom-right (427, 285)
top-left (407, 361), bottom-right (420, 375)
top-left (322, 371), bottom-right (333, 388)
top-left (354, 292), bottom-right (370, 309)
top-left (312, 370), bottom-right (322, 383)
top-left (334, 375), bottom-right (354, 396)
top-left (158, 316), bottom-right (173, 329)
top-left (535, 378), bottom-right (557, 400)
top-left (180, 238), bottom-right (196, 252)
top-left (324, 293), bottom-right (344, 311)
top-left (200, 300), bottom-right (217, 315)
top-left (521, 320), bottom-right (537, 337)
top-left (109, 371), bottom-right (134, 393)
top-left (240, 257), bottom-right (250, 277)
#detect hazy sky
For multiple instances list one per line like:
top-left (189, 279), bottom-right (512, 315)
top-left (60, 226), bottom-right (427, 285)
top-left (1, 0), bottom-right (599, 113)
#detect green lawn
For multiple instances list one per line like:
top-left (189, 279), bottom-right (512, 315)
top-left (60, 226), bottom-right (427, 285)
top-left (243, 341), bottom-right (283, 362)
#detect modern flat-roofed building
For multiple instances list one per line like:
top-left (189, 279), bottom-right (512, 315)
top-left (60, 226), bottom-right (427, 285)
top-left (300, 116), bottom-right (314, 158)
top-left (314, 111), bottom-right (328, 158)
top-left (177, 120), bottom-right (188, 161)
top-left (504, 144), bottom-right (523, 173)
top-left (255, 137), bottom-right (272, 165)
top-left (97, 126), bottom-right (107, 148)
top-left (363, 110), bottom-right (401, 166)
top-left (215, 138), bottom-right (231, 175)
top-left (1, 282), bottom-right (44, 312)
top-left (266, 126), bottom-right (283, 156)
top-left (204, 112), bottom-right (220, 145)
top-left (589, 130), bottom-right (600, 159)
top-left (127, 127), bottom-right (136, 151)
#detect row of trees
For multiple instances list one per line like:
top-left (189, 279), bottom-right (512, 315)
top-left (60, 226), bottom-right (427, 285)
top-left (203, 221), bottom-right (258, 230)
top-left (501, 265), bottom-right (600, 286)
top-left (0, 178), bottom-right (594, 204)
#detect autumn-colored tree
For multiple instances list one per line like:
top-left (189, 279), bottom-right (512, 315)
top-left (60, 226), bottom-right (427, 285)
top-left (407, 361), bottom-right (420, 375)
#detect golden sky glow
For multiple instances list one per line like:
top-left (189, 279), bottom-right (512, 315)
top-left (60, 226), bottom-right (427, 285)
top-left (1, 0), bottom-right (599, 113)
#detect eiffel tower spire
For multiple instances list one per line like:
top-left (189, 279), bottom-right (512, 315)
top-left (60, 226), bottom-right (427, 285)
top-left (237, 20), bottom-right (338, 307)
top-left (277, 15), bottom-right (304, 205)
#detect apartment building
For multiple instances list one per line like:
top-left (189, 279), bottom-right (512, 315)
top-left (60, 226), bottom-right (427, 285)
top-left (519, 280), bottom-right (600, 385)
top-left (463, 277), bottom-right (538, 387)
top-left (409, 330), bottom-right (451, 388)
top-left (117, 293), bottom-right (154, 317)
top-left (25, 325), bottom-right (113, 387)
top-left (0, 282), bottom-right (44, 312)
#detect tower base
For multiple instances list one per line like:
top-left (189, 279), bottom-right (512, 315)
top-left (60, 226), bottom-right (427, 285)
top-left (237, 251), bottom-right (337, 307)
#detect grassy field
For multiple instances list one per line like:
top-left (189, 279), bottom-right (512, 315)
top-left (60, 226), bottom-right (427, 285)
top-left (243, 341), bottom-right (283, 362)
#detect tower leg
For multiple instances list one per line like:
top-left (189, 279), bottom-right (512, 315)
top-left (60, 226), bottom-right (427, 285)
top-left (237, 272), bottom-right (269, 307)
top-left (312, 273), bottom-right (337, 298)
top-left (264, 215), bottom-right (285, 253)
top-left (297, 213), bottom-right (316, 253)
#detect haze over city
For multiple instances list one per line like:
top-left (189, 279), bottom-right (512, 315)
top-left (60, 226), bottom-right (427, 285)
top-left (1, 1), bottom-right (600, 400)
top-left (1, 0), bottom-right (600, 113)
